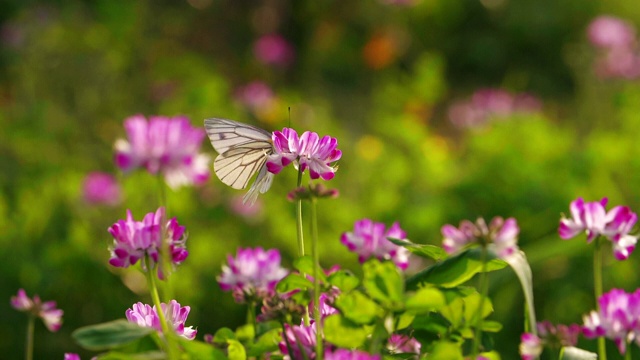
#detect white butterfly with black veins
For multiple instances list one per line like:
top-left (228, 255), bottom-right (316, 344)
top-left (204, 118), bottom-right (275, 205)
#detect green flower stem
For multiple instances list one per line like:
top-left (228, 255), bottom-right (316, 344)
top-left (296, 169), bottom-right (305, 257)
top-left (157, 175), bottom-right (174, 303)
top-left (472, 245), bottom-right (489, 357)
top-left (594, 237), bottom-right (606, 360)
top-left (295, 168), bottom-right (310, 326)
top-left (625, 345), bottom-right (631, 360)
top-left (310, 196), bottom-right (323, 360)
top-left (146, 258), bottom-right (177, 359)
top-left (25, 314), bottom-right (34, 360)
top-left (247, 300), bottom-right (257, 334)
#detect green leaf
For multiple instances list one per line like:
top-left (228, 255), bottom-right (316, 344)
top-left (72, 320), bottom-right (155, 351)
top-left (335, 290), bottom-right (384, 324)
top-left (95, 351), bottom-right (165, 360)
top-left (411, 313), bottom-right (450, 335)
top-left (323, 314), bottom-right (369, 348)
top-left (404, 287), bottom-right (446, 313)
top-left (427, 341), bottom-right (463, 359)
top-left (246, 328), bottom-right (282, 357)
top-left (406, 248), bottom-right (508, 289)
top-left (395, 312), bottom-right (415, 331)
top-left (227, 339), bottom-right (247, 360)
top-left (462, 292), bottom-right (493, 323)
top-left (179, 339), bottom-right (229, 360)
top-left (388, 238), bottom-right (447, 261)
top-left (293, 256), bottom-right (326, 283)
top-left (363, 259), bottom-right (404, 308)
top-left (212, 327), bottom-right (236, 346)
top-left (327, 270), bottom-right (360, 292)
top-left (235, 324), bottom-right (255, 342)
top-left (481, 320), bottom-right (503, 332)
top-left (276, 273), bottom-right (313, 293)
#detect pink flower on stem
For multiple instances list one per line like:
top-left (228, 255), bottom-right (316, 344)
top-left (267, 127), bottom-right (342, 181)
top-left (253, 34), bottom-right (295, 67)
top-left (559, 197), bottom-right (638, 260)
top-left (114, 115), bottom-right (210, 189)
top-left (279, 321), bottom-right (317, 359)
top-left (218, 247), bottom-right (289, 303)
top-left (108, 207), bottom-right (188, 279)
top-left (341, 219), bottom-right (410, 270)
top-left (583, 288), bottom-right (640, 355)
top-left (126, 300), bottom-right (197, 340)
top-left (441, 217), bottom-right (520, 259)
top-left (82, 172), bottom-right (121, 206)
top-left (519, 333), bottom-right (543, 360)
top-left (11, 289), bottom-right (63, 332)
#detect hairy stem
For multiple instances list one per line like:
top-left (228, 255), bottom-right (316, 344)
top-left (25, 315), bottom-right (34, 360)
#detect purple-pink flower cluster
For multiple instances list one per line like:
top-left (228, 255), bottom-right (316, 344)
top-left (448, 88), bottom-right (541, 128)
top-left (279, 321), bottom-right (317, 359)
top-left (11, 289), bottom-right (63, 332)
top-left (114, 115), bottom-right (210, 189)
top-left (520, 320), bottom-right (581, 359)
top-left (267, 128), bottom-right (342, 181)
top-left (583, 288), bottom-right (640, 355)
top-left (587, 16), bottom-right (640, 79)
top-left (441, 216), bottom-right (520, 259)
top-left (126, 300), bottom-right (196, 340)
top-left (108, 207), bottom-right (188, 278)
top-left (559, 197), bottom-right (637, 260)
top-left (217, 247), bottom-right (288, 303)
top-left (341, 219), bottom-right (410, 270)
top-left (387, 334), bottom-right (421, 356)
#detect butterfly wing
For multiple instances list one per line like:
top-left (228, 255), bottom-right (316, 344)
top-left (204, 118), bottom-right (273, 190)
top-left (204, 118), bottom-right (272, 154)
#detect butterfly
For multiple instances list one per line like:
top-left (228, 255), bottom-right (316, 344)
top-left (204, 118), bottom-right (275, 205)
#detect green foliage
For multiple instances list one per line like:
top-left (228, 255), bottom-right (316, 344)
top-left (72, 320), bottom-right (155, 351)
top-left (406, 248), bottom-right (507, 289)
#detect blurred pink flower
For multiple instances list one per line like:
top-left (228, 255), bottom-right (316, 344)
top-left (519, 333), bottom-right (542, 360)
top-left (253, 34), bottom-right (295, 67)
top-left (218, 247), bottom-right (288, 303)
top-left (114, 115), bottom-right (210, 189)
top-left (442, 216), bottom-right (521, 259)
top-left (126, 300), bottom-right (196, 340)
top-left (64, 354), bottom-right (81, 360)
top-left (536, 320), bottom-right (581, 348)
top-left (235, 81), bottom-right (275, 110)
top-left (587, 16), bottom-right (636, 49)
top-left (448, 89), bottom-right (541, 128)
top-left (341, 219), bottom-right (410, 270)
top-left (82, 172), bottom-right (121, 206)
top-left (108, 207), bottom-right (188, 278)
top-left (229, 195), bottom-right (263, 219)
top-left (387, 334), bottom-right (421, 356)
top-left (11, 289), bottom-right (63, 332)
top-left (583, 289), bottom-right (640, 354)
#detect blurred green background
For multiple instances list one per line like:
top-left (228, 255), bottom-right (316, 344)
top-left (2, 0), bottom-right (640, 358)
